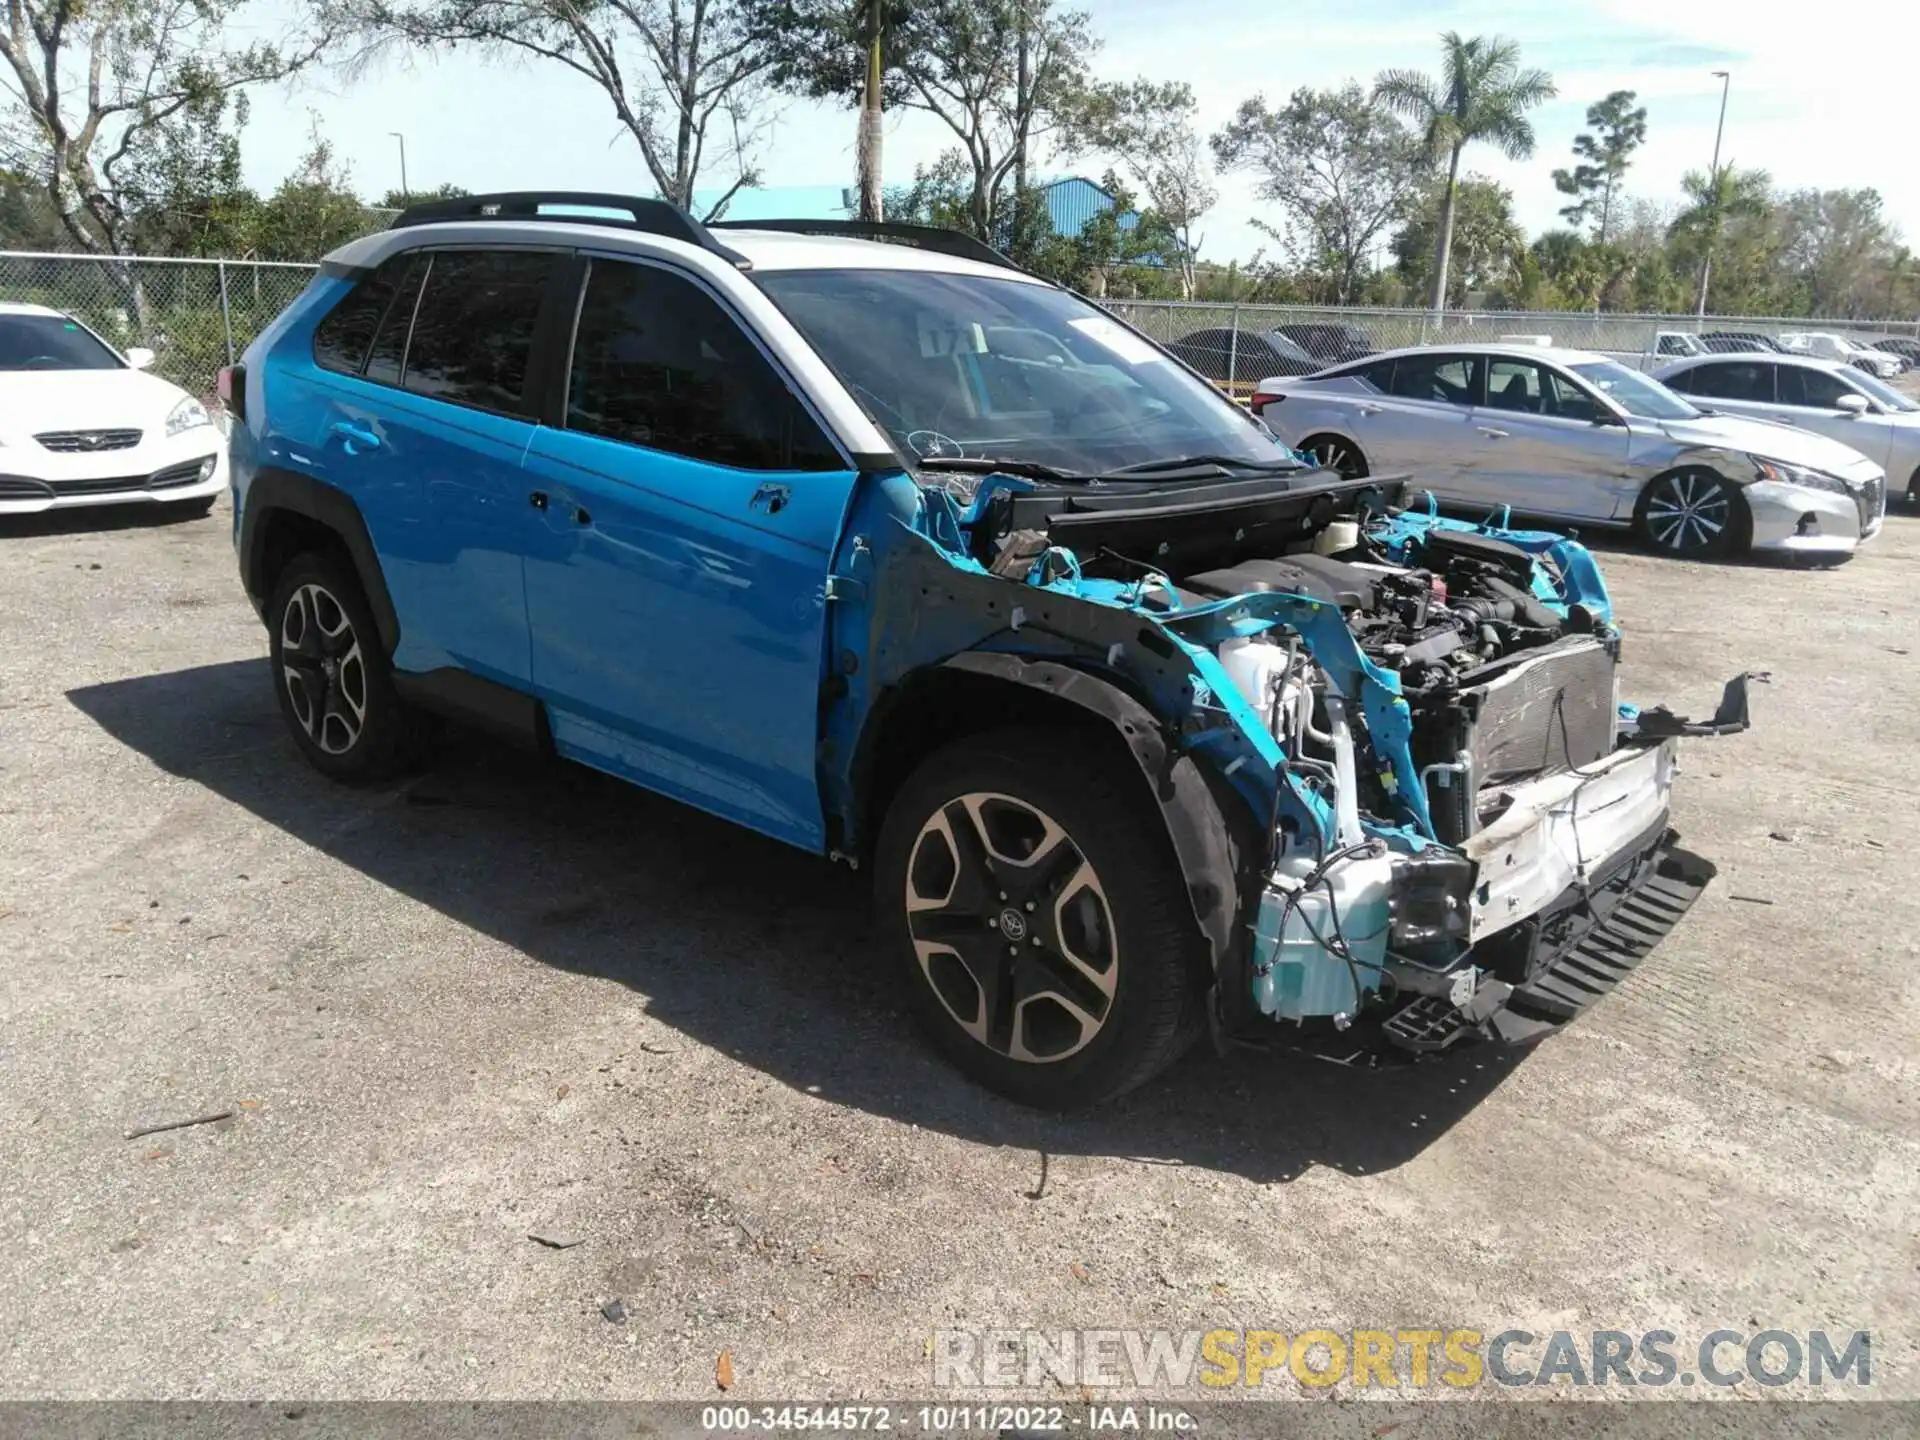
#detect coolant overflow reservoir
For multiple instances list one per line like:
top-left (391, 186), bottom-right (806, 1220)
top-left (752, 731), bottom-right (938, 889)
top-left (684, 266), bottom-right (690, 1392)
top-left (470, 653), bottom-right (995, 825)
top-left (1251, 850), bottom-right (1394, 1020)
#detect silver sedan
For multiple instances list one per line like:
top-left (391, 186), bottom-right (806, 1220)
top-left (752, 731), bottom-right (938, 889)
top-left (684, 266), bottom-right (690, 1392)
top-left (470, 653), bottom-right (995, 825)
top-left (1252, 344), bottom-right (1886, 559)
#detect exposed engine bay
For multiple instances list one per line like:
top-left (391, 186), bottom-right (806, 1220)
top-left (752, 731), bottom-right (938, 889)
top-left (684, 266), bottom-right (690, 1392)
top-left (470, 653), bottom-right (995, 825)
top-left (876, 464), bottom-right (1752, 1058)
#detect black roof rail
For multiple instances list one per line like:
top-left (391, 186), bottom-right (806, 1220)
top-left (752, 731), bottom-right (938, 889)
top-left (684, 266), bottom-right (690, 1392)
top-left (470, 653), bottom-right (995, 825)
top-left (706, 217), bottom-right (1026, 274)
top-left (388, 191), bottom-right (752, 269)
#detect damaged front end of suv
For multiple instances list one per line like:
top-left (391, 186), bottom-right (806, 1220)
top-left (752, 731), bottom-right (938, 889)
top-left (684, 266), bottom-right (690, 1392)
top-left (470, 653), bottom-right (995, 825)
top-left (830, 465), bottom-right (1751, 1064)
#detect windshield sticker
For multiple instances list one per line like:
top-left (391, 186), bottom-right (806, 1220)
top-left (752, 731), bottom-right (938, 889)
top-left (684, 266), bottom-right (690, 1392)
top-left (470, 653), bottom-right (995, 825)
top-left (918, 313), bottom-right (987, 359)
top-left (1069, 316), bottom-right (1159, 366)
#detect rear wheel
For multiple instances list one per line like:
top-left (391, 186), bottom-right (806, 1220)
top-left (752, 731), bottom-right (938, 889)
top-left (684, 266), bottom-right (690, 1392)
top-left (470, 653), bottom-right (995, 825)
top-left (1907, 465), bottom-right (1920, 508)
top-left (1635, 469), bottom-right (1744, 558)
top-left (1299, 433), bottom-right (1368, 479)
top-left (875, 730), bottom-right (1206, 1109)
top-left (267, 553), bottom-right (426, 782)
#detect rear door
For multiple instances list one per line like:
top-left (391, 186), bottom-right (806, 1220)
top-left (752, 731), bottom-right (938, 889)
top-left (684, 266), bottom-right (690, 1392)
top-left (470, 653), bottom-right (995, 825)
top-left (519, 254), bottom-right (860, 849)
top-left (1667, 359), bottom-right (1776, 425)
top-left (1463, 357), bottom-right (1631, 520)
top-left (306, 246), bottom-right (568, 684)
top-left (1364, 351), bottom-right (1483, 493)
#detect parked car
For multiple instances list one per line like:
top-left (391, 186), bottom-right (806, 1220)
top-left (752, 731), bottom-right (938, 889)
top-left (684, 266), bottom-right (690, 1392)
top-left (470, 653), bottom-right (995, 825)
top-left (1253, 343), bottom-right (1885, 558)
top-left (0, 302), bottom-right (225, 516)
top-left (1776, 331), bottom-right (1904, 379)
top-left (1656, 352), bottom-right (1920, 508)
top-left (1165, 326), bottom-right (1320, 399)
top-left (1861, 336), bottom-right (1920, 371)
top-left (1594, 329), bottom-right (1707, 372)
top-left (1275, 322), bottom-right (1376, 365)
top-left (1699, 330), bottom-right (1784, 353)
top-left (226, 193), bottom-right (1747, 1107)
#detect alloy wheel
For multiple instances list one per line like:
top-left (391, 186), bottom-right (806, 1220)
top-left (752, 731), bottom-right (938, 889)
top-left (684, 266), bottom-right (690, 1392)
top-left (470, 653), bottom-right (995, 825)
top-left (279, 583), bottom-right (367, 755)
top-left (904, 792), bottom-right (1119, 1064)
top-left (1306, 437), bottom-right (1365, 479)
top-left (1644, 472), bottom-right (1731, 554)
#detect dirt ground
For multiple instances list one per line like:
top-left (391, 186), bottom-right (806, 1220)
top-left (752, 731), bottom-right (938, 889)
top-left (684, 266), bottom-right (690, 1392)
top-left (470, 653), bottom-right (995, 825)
top-left (1, 492), bottom-right (1916, 1403)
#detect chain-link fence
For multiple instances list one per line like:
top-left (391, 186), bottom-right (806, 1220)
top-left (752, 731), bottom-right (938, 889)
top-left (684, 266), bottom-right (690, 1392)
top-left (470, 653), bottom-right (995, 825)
top-left (7, 250), bottom-right (1918, 406)
top-left (0, 251), bottom-right (319, 399)
top-left (1104, 299), bottom-right (1920, 397)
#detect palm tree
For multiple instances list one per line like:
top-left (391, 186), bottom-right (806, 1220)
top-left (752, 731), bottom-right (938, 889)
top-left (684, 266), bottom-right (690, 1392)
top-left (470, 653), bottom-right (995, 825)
top-left (1668, 165), bottom-right (1772, 313)
top-left (1375, 33), bottom-right (1556, 314)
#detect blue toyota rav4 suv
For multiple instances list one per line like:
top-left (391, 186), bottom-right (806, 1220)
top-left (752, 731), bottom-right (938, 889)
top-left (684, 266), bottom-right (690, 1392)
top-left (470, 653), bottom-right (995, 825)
top-left (226, 193), bottom-right (1750, 1108)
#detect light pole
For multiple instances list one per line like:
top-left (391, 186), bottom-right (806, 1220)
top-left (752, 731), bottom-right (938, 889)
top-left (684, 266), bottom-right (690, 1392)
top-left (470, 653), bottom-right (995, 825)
top-left (390, 132), bottom-right (410, 205)
top-left (1695, 70), bottom-right (1731, 319)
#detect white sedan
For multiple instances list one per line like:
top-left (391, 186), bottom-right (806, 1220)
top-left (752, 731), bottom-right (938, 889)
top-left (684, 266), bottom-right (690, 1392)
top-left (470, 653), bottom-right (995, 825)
top-left (0, 302), bottom-right (226, 516)
top-left (1655, 352), bottom-right (1920, 507)
top-left (1776, 331), bottom-right (1904, 379)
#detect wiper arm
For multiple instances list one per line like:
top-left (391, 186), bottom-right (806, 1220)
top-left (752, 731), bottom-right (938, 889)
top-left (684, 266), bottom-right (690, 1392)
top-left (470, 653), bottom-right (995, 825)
top-left (915, 455), bottom-right (1088, 482)
top-left (1103, 453), bottom-right (1306, 477)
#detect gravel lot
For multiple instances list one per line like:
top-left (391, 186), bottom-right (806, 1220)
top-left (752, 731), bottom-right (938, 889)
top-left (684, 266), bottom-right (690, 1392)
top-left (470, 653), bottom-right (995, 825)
top-left (1, 493), bottom-right (1916, 1402)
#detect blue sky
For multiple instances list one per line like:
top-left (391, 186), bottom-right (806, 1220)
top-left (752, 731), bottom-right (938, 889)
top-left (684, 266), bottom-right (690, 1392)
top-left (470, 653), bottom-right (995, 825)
top-left (234, 0), bottom-right (1915, 265)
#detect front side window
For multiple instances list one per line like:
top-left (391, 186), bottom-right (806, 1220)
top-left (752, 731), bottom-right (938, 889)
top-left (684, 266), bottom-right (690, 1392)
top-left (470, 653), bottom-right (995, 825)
top-left (401, 249), bottom-right (561, 416)
top-left (1687, 361), bottom-right (1772, 403)
top-left (1389, 353), bottom-right (1481, 407)
top-left (1777, 364), bottom-right (1857, 410)
top-left (0, 313), bottom-right (123, 371)
top-left (758, 268), bottom-right (1293, 475)
top-left (566, 258), bottom-right (842, 472)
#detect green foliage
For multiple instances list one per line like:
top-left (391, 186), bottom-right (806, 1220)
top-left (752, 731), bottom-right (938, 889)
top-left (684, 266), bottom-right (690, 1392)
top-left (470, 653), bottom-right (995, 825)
top-left (1551, 90), bottom-right (1647, 242)
top-left (1392, 175), bottom-right (1525, 305)
top-left (1212, 83), bottom-right (1421, 304)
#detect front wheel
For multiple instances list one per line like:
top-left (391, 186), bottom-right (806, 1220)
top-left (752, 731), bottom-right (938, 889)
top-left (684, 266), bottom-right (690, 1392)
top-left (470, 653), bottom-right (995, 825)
top-left (874, 730), bottom-right (1207, 1109)
top-left (1635, 469), bottom-right (1744, 558)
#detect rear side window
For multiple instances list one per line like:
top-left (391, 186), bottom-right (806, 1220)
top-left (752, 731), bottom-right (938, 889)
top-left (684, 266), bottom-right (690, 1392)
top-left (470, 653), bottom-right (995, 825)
top-left (364, 257), bottom-right (427, 386)
top-left (1390, 353), bottom-right (1481, 406)
top-left (401, 250), bottom-right (562, 416)
top-left (1687, 361), bottom-right (1772, 403)
top-left (565, 258), bottom-right (842, 472)
top-left (313, 255), bottom-right (412, 375)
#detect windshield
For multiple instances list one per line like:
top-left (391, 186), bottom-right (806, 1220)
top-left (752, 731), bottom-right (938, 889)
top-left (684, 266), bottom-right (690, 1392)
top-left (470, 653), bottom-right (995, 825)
top-left (0, 313), bottom-right (123, 372)
top-left (1846, 369), bottom-right (1920, 412)
top-left (1570, 360), bottom-right (1699, 420)
top-left (757, 269), bottom-right (1298, 476)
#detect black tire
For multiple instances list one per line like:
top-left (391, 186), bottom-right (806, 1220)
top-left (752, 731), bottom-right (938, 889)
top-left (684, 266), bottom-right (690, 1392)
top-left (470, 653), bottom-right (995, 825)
top-left (1298, 433), bottom-right (1368, 479)
top-left (267, 551), bottom-right (426, 782)
top-left (874, 729), bottom-right (1207, 1109)
top-left (1634, 468), bottom-right (1746, 558)
top-left (1907, 465), bottom-right (1920, 508)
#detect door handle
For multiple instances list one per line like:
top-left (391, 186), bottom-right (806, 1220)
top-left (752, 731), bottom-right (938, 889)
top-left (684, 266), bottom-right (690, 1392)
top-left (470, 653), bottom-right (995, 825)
top-left (1478, 426), bottom-right (1510, 439)
top-left (749, 481), bottom-right (791, 515)
top-left (528, 490), bottom-right (549, 510)
top-left (329, 420), bottom-right (381, 455)
top-left (1357, 404), bottom-right (1383, 417)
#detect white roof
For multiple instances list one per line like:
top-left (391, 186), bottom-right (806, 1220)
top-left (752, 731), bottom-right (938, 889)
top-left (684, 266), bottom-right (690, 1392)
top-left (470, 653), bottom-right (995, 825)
top-left (0, 301), bottom-right (66, 317)
top-left (1658, 351), bottom-right (1851, 373)
top-left (325, 217), bottom-right (1044, 285)
top-left (1354, 342), bottom-right (1614, 367)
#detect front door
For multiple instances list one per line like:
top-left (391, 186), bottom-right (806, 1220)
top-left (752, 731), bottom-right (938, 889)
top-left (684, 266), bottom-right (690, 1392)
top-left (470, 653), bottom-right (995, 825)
top-left (1464, 357), bottom-right (1633, 521)
top-left (520, 255), bottom-right (860, 850)
top-left (1769, 365), bottom-right (1896, 469)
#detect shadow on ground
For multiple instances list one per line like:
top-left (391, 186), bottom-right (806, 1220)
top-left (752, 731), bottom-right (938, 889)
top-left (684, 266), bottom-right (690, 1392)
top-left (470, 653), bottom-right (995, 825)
top-left (68, 658), bottom-right (1530, 1184)
top-left (0, 502), bottom-right (217, 538)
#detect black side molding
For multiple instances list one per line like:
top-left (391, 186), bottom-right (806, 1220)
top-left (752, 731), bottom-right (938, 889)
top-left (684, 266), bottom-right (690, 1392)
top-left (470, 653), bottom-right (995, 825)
top-left (392, 668), bottom-right (549, 751)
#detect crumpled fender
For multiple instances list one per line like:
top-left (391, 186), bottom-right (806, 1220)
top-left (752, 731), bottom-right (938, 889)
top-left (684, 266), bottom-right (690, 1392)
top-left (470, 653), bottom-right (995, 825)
top-left (939, 652), bottom-right (1247, 971)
